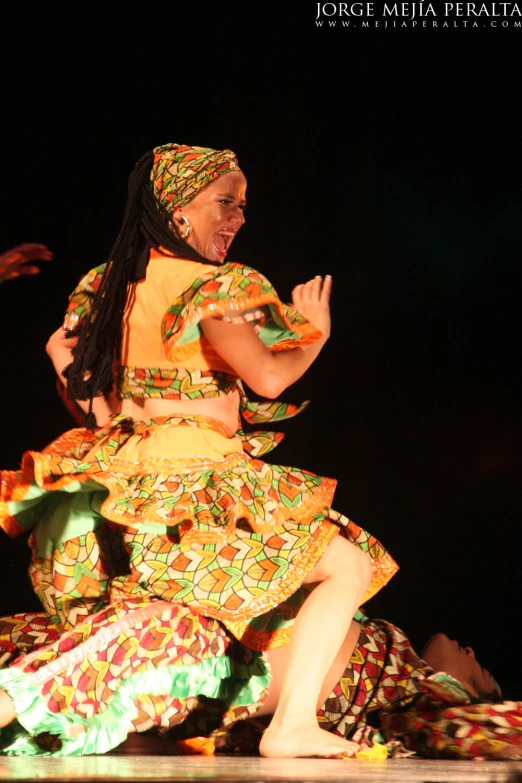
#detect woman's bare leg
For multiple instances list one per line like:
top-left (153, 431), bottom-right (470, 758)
top-left (258, 619), bottom-right (362, 718)
top-left (259, 535), bottom-right (373, 758)
top-left (0, 689), bottom-right (16, 728)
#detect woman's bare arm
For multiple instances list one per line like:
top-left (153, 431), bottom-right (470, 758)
top-left (46, 326), bottom-right (118, 426)
top-left (201, 275), bottom-right (332, 398)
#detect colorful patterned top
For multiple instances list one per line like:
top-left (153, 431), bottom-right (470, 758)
top-left (63, 250), bottom-right (324, 451)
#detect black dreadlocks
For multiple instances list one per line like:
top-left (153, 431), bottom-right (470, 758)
top-left (63, 150), bottom-right (221, 429)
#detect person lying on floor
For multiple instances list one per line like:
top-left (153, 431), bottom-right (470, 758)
top-left (0, 589), bottom-right (519, 760)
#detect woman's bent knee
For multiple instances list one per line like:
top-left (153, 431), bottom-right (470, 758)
top-left (306, 534), bottom-right (373, 589)
top-left (340, 540), bottom-right (373, 594)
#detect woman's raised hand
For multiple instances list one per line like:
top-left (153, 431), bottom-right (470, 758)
top-left (291, 275), bottom-right (332, 340)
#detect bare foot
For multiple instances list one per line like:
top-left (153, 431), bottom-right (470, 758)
top-left (259, 723), bottom-right (360, 759)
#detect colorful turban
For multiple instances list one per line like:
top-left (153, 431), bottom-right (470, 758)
top-left (151, 143), bottom-right (240, 212)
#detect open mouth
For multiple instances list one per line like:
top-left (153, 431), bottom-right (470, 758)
top-left (213, 230), bottom-right (236, 258)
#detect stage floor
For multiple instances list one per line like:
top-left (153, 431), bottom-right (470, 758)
top-left (0, 756), bottom-right (521, 783)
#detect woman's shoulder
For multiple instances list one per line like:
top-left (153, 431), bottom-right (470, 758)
top-left (162, 261), bottom-right (282, 346)
top-left (201, 261), bottom-right (279, 295)
top-left (72, 262), bottom-right (107, 293)
top-left (62, 263), bottom-right (107, 331)
top-left (219, 260), bottom-right (270, 279)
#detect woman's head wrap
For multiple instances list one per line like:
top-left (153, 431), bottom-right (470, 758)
top-left (151, 143), bottom-right (240, 213)
top-left (64, 142), bottom-right (236, 431)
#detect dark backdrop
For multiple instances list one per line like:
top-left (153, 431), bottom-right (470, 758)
top-left (1, 6), bottom-right (520, 697)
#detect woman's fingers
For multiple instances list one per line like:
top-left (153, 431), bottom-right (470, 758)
top-left (300, 276), bottom-right (321, 300)
top-left (291, 283), bottom-right (304, 308)
top-left (310, 275), bottom-right (322, 299)
top-left (305, 276), bottom-right (331, 303)
top-left (320, 275), bottom-right (332, 303)
top-left (293, 275), bottom-right (332, 311)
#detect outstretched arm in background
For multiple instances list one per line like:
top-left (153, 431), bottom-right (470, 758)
top-left (0, 243), bottom-right (53, 282)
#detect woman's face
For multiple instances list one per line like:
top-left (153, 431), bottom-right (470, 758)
top-left (172, 170), bottom-right (247, 263)
top-left (421, 633), bottom-right (501, 699)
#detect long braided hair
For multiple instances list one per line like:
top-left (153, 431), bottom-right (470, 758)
top-left (63, 150), bottom-right (221, 428)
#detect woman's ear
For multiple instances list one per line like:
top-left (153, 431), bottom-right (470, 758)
top-left (170, 208), bottom-right (185, 237)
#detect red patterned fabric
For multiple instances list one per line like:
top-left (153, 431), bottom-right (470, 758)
top-left (0, 613), bottom-right (60, 658)
top-left (1, 607), bottom-right (520, 759)
top-left (317, 619), bottom-right (431, 738)
top-left (381, 686), bottom-right (522, 760)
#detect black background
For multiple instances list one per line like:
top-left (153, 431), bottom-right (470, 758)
top-left (1, 5), bottom-right (520, 697)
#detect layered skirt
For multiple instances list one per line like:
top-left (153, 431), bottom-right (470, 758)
top-left (2, 600), bottom-right (518, 760)
top-left (0, 413), bottom-right (398, 649)
top-left (1, 416), bottom-right (519, 760)
top-left (0, 597), bottom-right (268, 756)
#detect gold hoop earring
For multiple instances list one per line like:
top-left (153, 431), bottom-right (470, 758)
top-left (181, 216), bottom-right (191, 239)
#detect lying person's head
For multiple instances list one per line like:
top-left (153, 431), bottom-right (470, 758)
top-left (421, 632), bottom-right (502, 702)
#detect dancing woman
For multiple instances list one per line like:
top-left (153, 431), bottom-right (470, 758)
top-left (0, 143), bottom-right (398, 757)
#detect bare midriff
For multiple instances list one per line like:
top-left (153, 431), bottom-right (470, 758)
top-left (119, 389), bottom-right (242, 437)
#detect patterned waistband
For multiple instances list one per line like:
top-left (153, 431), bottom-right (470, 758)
top-left (115, 367), bottom-right (311, 458)
top-left (109, 412), bottom-right (232, 440)
top-left (118, 366), bottom-right (239, 400)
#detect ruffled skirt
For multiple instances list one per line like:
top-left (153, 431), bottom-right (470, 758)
top-left (2, 600), bottom-right (519, 759)
top-left (0, 597), bottom-right (268, 756)
top-left (0, 413), bottom-right (398, 649)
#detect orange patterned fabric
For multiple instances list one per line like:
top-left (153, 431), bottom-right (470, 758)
top-left (160, 260), bottom-right (323, 364)
top-left (4, 251), bottom-right (399, 651)
top-left (0, 412), bottom-right (398, 648)
top-left (27, 521), bottom-right (130, 631)
top-left (64, 253), bottom-right (320, 406)
top-left (62, 253), bottom-right (323, 455)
